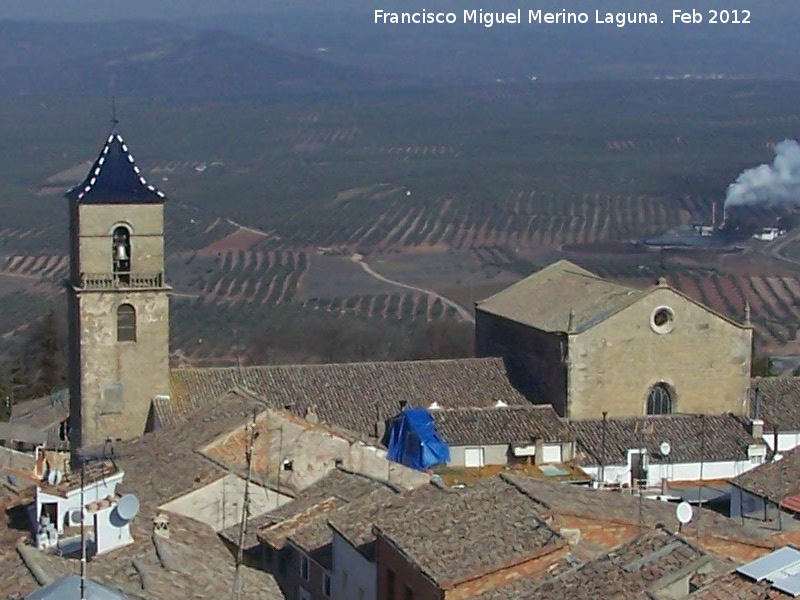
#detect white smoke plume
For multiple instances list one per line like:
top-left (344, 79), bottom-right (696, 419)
top-left (725, 139), bottom-right (800, 210)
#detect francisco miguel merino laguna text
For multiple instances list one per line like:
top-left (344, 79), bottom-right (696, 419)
top-left (374, 9), bottom-right (663, 27)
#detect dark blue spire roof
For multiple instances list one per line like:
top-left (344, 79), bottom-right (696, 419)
top-left (66, 130), bottom-right (165, 204)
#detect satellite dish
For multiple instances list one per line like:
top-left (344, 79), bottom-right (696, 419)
top-left (47, 469), bottom-right (63, 486)
top-left (676, 501), bottom-right (693, 525)
top-left (659, 441), bottom-right (671, 457)
top-left (115, 494), bottom-right (140, 521)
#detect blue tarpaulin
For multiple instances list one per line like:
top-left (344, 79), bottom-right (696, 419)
top-left (386, 408), bottom-right (450, 470)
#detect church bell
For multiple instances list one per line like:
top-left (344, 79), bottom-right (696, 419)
top-left (114, 242), bottom-right (128, 261)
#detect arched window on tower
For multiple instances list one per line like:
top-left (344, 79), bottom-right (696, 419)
top-left (646, 383), bottom-right (672, 415)
top-left (112, 226), bottom-right (131, 284)
top-left (117, 304), bottom-right (136, 342)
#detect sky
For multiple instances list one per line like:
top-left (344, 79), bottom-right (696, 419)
top-left (2, 0), bottom-right (798, 22)
top-left (0, 0), bottom-right (285, 21)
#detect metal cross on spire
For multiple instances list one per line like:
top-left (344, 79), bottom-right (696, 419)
top-left (111, 96), bottom-right (119, 130)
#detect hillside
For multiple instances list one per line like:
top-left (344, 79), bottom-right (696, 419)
top-left (0, 25), bottom-right (378, 100)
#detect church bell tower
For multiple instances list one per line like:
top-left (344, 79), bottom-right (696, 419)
top-left (66, 121), bottom-right (170, 451)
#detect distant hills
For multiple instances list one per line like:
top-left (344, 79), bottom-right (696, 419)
top-left (0, 22), bottom-right (380, 100)
top-left (0, 5), bottom-right (799, 101)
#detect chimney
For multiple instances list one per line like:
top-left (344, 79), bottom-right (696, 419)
top-left (305, 405), bottom-right (319, 424)
top-left (712, 201), bottom-right (716, 228)
top-left (750, 418), bottom-right (763, 441)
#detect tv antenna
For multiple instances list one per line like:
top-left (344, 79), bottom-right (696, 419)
top-left (231, 409), bottom-right (258, 600)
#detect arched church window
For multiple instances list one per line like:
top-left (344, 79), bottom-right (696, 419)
top-left (112, 226), bottom-right (131, 284)
top-left (117, 304), bottom-right (136, 342)
top-left (646, 383), bottom-right (672, 415)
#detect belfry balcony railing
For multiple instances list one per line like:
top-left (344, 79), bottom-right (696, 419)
top-left (78, 272), bottom-right (164, 290)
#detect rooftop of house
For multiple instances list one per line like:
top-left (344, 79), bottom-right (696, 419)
top-left (501, 474), bottom-right (778, 545)
top-left (165, 357), bottom-right (535, 432)
top-left (475, 259), bottom-right (647, 333)
top-left (9, 391), bottom-right (69, 442)
top-left (224, 467), bottom-right (400, 553)
top-left (732, 445), bottom-right (800, 507)
top-left (688, 570), bottom-right (791, 599)
top-left (473, 526), bottom-right (724, 600)
top-left (571, 413), bottom-right (761, 466)
top-left (373, 476), bottom-right (565, 588)
top-left (254, 468), bottom-right (400, 556)
top-left (37, 460), bottom-right (120, 498)
top-left (0, 390), bottom-right (286, 599)
top-left (327, 485), bottom-right (444, 562)
top-left (65, 128), bottom-right (165, 204)
top-left (751, 377), bottom-right (800, 432)
top-left (430, 404), bottom-right (568, 446)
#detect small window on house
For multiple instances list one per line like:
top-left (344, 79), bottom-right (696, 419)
top-left (300, 555), bottom-right (309, 581)
top-left (323, 572), bottom-right (331, 597)
top-left (117, 304), bottom-right (136, 342)
top-left (646, 383), bottom-right (672, 415)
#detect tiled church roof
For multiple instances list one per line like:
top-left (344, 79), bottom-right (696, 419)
top-left (476, 259), bottom-right (644, 333)
top-left (66, 129), bottom-right (165, 204)
top-left (165, 357), bottom-right (535, 434)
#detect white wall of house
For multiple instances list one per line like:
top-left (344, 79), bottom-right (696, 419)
top-left (541, 443), bottom-right (563, 463)
top-left (585, 459), bottom-right (760, 488)
top-left (159, 473), bottom-right (292, 532)
top-left (763, 431), bottom-right (800, 453)
top-left (331, 531), bottom-right (375, 600)
top-left (92, 503), bottom-right (134, 555)
top-left (448, 444), bottom-right (508, 467)
top-left (35, 470), bottom-right (125, 536)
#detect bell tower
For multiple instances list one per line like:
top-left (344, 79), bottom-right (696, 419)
top-left (66, 121), bottom-right (170, 452)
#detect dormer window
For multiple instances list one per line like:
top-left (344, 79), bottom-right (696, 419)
top-left (112, 226), bottom-right (131, 283)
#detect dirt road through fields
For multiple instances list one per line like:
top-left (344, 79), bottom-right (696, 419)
top-left (350, 253), bottom-right (474, 323)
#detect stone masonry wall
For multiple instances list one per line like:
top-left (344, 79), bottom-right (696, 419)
top-left (569, 287), bottom-right (751, 419)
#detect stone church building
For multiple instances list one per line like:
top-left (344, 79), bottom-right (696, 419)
top-left (63, 123), bottom-right (754, 454)
top-left (66, 125), bottom-right (171, 449)
top-left (475, 260), bottom-right (753, 420)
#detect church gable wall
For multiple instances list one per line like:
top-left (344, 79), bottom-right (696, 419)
top-left (568, 287), bottom-right (751, 419)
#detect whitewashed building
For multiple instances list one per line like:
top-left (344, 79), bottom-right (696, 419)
top-left (570, 413), bottom-right (767, 489)
top-left (33, 461), bottom-right (137, 556)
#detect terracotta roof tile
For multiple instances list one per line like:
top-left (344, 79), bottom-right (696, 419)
top-left (166, 357), bottom-right (534, 433)
top-left (751, 377), bottom-right (800, 431)
top-left (432, 405), bottom-right (567, 445)
top-left (734, 444), bottom-right (800, 507)
top-left (476, 259), bottom-right (645, 333)
top-left (502, 474), bottom-right (774, 544)
top-left (373, 476), bottom-right (565, 586)
top-left (571, 413), bottom-right (759, 466)
top-left (474, 527), bottom-right (717, 600)
top-left (689, 570), bottom-right (789, 599)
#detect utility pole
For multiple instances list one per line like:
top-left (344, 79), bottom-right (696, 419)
top-left (232, 410), bottom-right (258, 600)
top-left (80, 459), bottom-right (87, 600)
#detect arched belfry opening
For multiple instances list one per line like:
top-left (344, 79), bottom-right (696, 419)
top-left (112, 226), bottom-right (131, 283)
